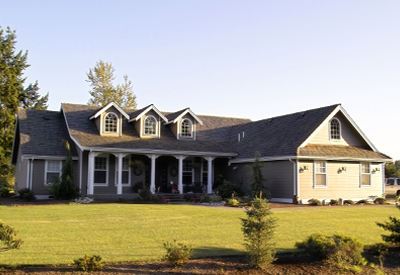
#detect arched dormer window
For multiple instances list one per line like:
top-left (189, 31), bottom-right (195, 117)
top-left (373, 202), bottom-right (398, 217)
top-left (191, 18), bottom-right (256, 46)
top-left (144, 115), bottom-right (157, 136)
top-left (104, 112), bottom-right (118, 133)
top-left (180, 118), bottom-right (193, 138)
top-left (330, 118), bottom-right (341, 140)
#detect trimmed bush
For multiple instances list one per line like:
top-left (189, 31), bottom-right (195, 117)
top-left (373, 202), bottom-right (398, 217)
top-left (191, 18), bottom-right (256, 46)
top-left (374, 197), bottom-right (386, 205)
top-left (241, 196), bottom-right (276, 269)
top-left (329, 199), bottom-right (339, 206)
top-left (216, 180), bottom-right (242, 199)
top-left (343, 200), bottom-right (354, 205)
top-left (163, 240), bottom-right (192, 266)
top-left (0, 222), bottom-right (23, 251)
top-left (73, 255), bottom-right (104, 271)
top-left (296, 234), bottom-right (366, 271)
top-left (308, 199), bottom-right (322, 206)
top-left (0, 185), bottom-right (14, 197)
top-left (18, 188), bottom-right (35, 201)
top-left (226, 197), bottom-right (240, 207)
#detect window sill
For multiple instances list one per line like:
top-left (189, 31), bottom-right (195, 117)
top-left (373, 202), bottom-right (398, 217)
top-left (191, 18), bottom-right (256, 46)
top-left (93, 183), bottom-right (108, 187)
top-left (313, 185), bottom-right (327, 189)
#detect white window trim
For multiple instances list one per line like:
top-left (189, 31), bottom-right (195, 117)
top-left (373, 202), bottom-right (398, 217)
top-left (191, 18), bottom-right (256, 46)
top-left (313, 161), bottom-right (327, 188)
top-left (143, 115), bottom-right (159, 137)
top-left (183, 159), bottom-right (195, 185)
top-left (114, 157), bottom-right (131, 187)
top-left (44, 160), bottom-right (62, 186)
top-left (101, 112), bottom-right (121, 136)
top-left (94, 156), bottom-right (109, 186)
top-left (329, 118), bottom-right (342, 142)
top-left (359, 162), bottom-right (372, 188)
top-left (179, 118), bottom-right (194, 138)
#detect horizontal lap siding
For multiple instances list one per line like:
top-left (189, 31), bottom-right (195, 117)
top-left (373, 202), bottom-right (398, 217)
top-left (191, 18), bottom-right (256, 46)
top-left (299, 161), bottom-right (383, 200)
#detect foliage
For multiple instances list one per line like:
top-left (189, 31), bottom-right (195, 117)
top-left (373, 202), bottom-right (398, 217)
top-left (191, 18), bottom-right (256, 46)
top-left (377, 204), bottom-right (400, 246)
top-left (87, 60), bottom-right (137, 109)
top-left (19, 81), bottom-right (48, 110)
top-left (251, 153), bottom-right (266, 198)
top-left (73, 255), bottom-right (104, 271)
top-left (357, 199), bottom-right (372, 205)
top-left (226, 197), bottom-right (240, 207)
top-left (59, 141), bottom-right (78, 199)
top-left (0, 184), bottom-right (15, 197)
top-left (163, 240), bottom-right (192, 266)
top-left (385, 161), bottom-right (400, 178)
top-left (216, 179), bottom-right (242, 199)
top-left (241, 196), bottom-right (276, 269)
top-left (329, 199), bottom-right (339, 206)
top-left (374, 197), bottom-right (386, 205)
top-left (308, 198), bottom-right (322, 206)
top-left (0, 27), bottom-right (48, 190)
top-left (296, 234), bottom-right (366, 271)
top-left (0, 222), bottom-right (23, 251)
top-left (343, 200), bottom-right (354, 205)
top-left (17, 188), bottom-right (35, 201)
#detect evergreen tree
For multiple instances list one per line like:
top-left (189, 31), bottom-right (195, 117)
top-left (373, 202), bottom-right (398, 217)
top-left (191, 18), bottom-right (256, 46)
top-left (58, 141), bottom-right (78, 199)
top-left (251, 152), bottom-right (265, 198)
top-left (87, 60), bottom-right (137, 109)
top-left (19, 81), bottom-right (48, 110)
top-left (0, 27), bottom-right (48, 189)
top-left (241, 196), bottom-right (276, 269)
top-left (0, 222), bottom-right (23, 251)
top-left (377, 204), bottom-right (400, 246)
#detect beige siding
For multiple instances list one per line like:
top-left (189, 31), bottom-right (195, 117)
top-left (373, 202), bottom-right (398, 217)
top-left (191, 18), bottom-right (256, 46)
top-left (307, 112), bottom-right (370, 148)
top-left (228, 160), bottom-right (294, 199)
top-left (298, 160), bottom-right (383, 202)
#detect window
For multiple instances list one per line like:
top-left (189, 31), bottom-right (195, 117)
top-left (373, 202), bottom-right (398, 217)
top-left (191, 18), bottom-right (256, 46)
top-left (201, 159), bottom-right (208, 185)
top-left (330, 118), bottom-right (341, 140)
top-left (360, 163), bottom-right (371, 186)
top-left (94, 156), bottom-right (108, 185)
top-left (45, 160), bottom-right (62, 185)
top-left (183, 160), bottom-right (194, 185)
top-left (115, 157), bottom-right (130, 186)
top-left (180, 119), bottom-right (193, 138)
top-left (314, 161), bottom-right (327, 187)
top-left (144, 116), bottom-right (157, 136)
top-left (104, 112), bottom-right (118, 133)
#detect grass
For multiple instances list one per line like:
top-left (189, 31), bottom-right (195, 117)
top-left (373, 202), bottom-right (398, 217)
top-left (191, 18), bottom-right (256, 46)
top-left (0, 203), bottom-right (397, 265)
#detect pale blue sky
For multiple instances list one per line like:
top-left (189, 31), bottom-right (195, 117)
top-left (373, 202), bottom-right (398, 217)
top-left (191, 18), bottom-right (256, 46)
top-left (2, 1), bottom-right (400, 158)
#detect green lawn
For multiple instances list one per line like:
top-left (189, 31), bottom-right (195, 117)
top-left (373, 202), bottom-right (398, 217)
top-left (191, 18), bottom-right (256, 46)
top-left (0, 203), bottom-right (397, 265)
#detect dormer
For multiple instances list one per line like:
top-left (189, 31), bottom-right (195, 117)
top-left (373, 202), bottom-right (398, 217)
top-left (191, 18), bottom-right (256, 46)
top-left (128, 104), bottom-right (168, 138)
top-left (166, 108), bottom-right (203, 140)
top-left (89, 102), bottom-right (129, 136)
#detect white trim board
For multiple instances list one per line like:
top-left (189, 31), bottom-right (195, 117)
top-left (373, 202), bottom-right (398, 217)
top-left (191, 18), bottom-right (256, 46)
top-left (270, 198), bottom-right (293, 203)
top-left (229, 155), bottom-right (391, 164)
top-left (166, 108), bottom-right (204, 125)
top-left (129, 104), bottom-right (168, 123)
top-left (89, 102), bottom-right (129, 120)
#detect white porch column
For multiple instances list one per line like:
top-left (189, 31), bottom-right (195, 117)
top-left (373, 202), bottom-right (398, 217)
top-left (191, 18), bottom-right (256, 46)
top-left (173, 155), bottom-right (186, 194)
top-left (206, 157), bottom-right (215, 194)
top-left (116, 153), bottom-right (124, 195)
top-left (87, 152), bottom-right (96, 195)
top-left (147, 154), bottom-right (159, 194)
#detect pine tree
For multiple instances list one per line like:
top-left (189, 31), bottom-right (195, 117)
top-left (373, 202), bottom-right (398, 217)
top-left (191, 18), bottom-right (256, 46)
top-left (59, 141), bottom-right (78, 199)
top-left (377, 204), bottom-right (400, 246)
top-left (241, 196), bottom-right (276, 269)
top-left (87, 60), bottom-right (137, 109)
top-left (19, 81), bottom-right (48, 110)
top-left (0, 27), bottom-right (48, 189)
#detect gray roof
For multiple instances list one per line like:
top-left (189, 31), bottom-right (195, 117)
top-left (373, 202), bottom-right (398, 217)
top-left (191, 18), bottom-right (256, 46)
top-left (14, 103), bottom-right (389, 161)
top-left (13, 109), bottom-right (76, 162)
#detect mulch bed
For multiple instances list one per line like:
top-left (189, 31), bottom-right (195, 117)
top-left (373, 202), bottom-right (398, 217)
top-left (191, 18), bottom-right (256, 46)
top-left (1, 255), bottom-right (399, 275)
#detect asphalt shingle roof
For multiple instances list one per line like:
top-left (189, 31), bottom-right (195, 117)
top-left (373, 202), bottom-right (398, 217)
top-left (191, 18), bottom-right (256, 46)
top-left (299, 144), bottom-right (390, 160)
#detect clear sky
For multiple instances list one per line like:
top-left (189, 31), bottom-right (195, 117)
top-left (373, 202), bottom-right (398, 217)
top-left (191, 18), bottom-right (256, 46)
top-left (2, 1), bottom-right (400, 159)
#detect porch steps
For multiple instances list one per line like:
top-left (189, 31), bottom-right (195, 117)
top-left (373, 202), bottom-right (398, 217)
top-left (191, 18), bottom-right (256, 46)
top-left (157, 194), bottom-right (187, 203)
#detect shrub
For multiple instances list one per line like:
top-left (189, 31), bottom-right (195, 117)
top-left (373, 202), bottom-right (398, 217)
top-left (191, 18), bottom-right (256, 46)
top-left (0, 185), bottom-right (15, 197)
top-left (199, 195), bottom-right (211, 203)
top-left (0, 222), bottom-right (23, 251)
top-left (308, 198), bottom-right (322, 206)
top-left (226, 197), bottom-right (240, 207)
top-left (356, 199), bottom-right (370, 204)
top-left (163, 240), bottom-right (192, 266)
top-left (241, 196), bottom-right (276, 269)
top-left (296, 234), bottom-right (366, 271)
top-left (73, 255), bottom-right (104, 271)
top-left (18, 188), bottom-right (35, 201)
top-left (374, 197), bottom-right (386, 205)
top-left (216, 180), bottom-right (241, 199)
top-left (138, 188), bottom-right (159, 202)
top-left (343, 200), bottom-right (354, 205)
top-left (329, 199), bottom-right (339, 206)
top-left (377, 204), bottom-right (400, 246)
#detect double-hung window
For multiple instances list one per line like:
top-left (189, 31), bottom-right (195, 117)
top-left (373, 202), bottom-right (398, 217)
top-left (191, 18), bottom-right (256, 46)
top-left (314, 161), bottom-right (327, 187)
top-left (183, 160), bottom-right (194, 185)
top-left (360, 163), bottom-right (371, 186)
top-left (45, 160), bottom-right (62, 185)
top-left (94, 156), bottom-right (108, 185)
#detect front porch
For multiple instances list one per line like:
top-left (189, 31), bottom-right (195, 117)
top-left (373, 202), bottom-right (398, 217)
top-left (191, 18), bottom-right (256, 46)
top-left (85, 151), bottom-right (227, 196)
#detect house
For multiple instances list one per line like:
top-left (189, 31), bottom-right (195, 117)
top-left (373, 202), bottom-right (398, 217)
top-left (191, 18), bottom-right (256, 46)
top-left (12, 102), bottom-right (391, 203)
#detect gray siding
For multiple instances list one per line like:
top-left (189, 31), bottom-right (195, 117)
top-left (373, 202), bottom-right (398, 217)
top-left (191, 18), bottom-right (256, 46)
top-left (14, 149), bottom-right (28, 191)
top-left (227, 160), bottom-right (294, 199)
